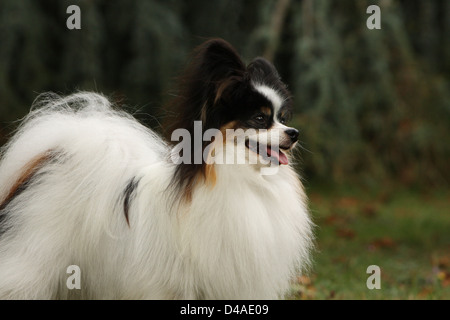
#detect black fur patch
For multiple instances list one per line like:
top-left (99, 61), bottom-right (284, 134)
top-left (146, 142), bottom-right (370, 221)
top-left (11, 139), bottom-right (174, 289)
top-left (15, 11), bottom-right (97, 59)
top-left (123, 178), bottom-right (140, 227)
top-left (0, 207), bottom-right (9, 235)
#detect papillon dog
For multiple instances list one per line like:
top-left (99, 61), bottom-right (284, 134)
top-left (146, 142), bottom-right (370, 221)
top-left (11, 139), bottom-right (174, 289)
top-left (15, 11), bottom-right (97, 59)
top-left (0, 39), bottom-right (313, 299)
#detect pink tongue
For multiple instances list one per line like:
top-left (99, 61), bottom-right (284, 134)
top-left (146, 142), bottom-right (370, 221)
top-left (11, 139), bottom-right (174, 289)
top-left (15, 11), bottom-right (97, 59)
top-left (266, 146), bottom-right (289, 165)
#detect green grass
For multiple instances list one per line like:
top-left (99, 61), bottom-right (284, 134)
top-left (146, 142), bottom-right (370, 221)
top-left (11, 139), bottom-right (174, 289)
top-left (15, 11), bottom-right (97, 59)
top-left (288, 185), bottom-right (450, 300)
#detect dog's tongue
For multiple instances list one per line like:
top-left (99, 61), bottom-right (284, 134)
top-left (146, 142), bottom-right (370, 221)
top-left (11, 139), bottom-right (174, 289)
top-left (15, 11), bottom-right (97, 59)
top-left (266, 146), bottom-right (289, 165)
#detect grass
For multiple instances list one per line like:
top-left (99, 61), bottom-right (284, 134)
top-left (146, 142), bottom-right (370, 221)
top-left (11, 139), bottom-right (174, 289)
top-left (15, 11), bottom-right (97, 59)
top-left (287, 184), bottom-right (450, 300)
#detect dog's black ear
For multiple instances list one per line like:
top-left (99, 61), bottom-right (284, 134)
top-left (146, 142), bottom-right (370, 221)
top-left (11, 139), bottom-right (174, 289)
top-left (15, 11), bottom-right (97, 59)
top-left (170, 39), bottom-right (247, 118)
top-left (247, 57), bottom-right (281, 84)
top-left (247, 57), bottom-right (293, 111)
top-left (164, 39), bottom-right (247, 201)
top-left (194, 39), bottom-right (246, 83)
top-left (187, 39), bottom-right (247, 106)
top-left (165, 39), bottom-right (246, 140)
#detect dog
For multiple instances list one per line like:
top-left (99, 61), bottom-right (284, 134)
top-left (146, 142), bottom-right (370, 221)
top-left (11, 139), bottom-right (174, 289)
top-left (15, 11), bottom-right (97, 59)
top-left (0, 39), bottom-right (313, 299)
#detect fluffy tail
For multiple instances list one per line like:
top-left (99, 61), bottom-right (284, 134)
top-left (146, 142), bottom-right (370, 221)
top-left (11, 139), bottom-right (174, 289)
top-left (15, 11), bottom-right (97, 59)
top-left (0, 92), bottom-right (166, 298)
top-left (0, 92), bottom-right (165, 204)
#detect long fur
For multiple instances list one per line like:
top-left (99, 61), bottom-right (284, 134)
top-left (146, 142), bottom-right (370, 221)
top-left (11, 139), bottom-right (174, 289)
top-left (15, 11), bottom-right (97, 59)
top-left (0, 39), bottom-right (313, 299)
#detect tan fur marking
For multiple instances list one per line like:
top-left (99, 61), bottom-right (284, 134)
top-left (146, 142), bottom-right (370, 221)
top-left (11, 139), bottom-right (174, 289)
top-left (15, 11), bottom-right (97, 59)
top-left (214, 77), bottom-right (239, 105)
top-left (261, 106), bottom-right (272, 117)
top-left (0, 151), bottom-right (52, 208)
top-left (205, 164), bottom-right (217, 187)
top-left (220, 121), bottom-right (239, 142)
top-left (201, 103), bottom-right (208, 123)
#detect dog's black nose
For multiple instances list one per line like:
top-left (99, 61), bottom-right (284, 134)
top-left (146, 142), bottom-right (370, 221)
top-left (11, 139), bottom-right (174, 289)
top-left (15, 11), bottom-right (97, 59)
top-left (285, 128), bottom-right (299, 142)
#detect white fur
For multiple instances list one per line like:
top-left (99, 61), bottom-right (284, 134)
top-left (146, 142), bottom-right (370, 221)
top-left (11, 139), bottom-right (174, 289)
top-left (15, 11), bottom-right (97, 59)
top-left (253, 84), bottom-right (284, 114)
top-left (0, 92), bottom-right (313, 299)
top-left (252, 84), bottom-right (292, 149)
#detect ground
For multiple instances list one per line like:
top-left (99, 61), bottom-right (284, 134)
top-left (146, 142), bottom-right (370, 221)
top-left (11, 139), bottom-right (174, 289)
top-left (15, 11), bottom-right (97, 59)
top-left (288, 184), bottom-right (450, 300)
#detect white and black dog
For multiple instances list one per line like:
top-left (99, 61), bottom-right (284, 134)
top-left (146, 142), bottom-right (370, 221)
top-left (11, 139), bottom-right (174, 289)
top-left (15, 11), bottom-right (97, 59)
top-left (0, 39), bottom-right (313, 299)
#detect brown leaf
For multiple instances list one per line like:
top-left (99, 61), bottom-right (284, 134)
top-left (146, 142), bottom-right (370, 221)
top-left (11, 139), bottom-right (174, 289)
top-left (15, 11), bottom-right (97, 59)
top-left (336, 228), bottom-right (356, 239)
top-left (324, 214), bottom-right (340, 225)
top-left (328, 290), bottom-right (336, 299)
top-left (418, 288), bottom-right (433, 298)
top-left (437, 271), bottom-right (450, 287)
top-left (331, 256), bottom-right (348, 264)
top-left (309, 192), bottom-right (322, 203)
top-left (361, 204), bottom-right (378, 218)
top-left (369, 237), bottom-right (397, 250)
top-left (324, 212), bottom-right (352, 226)
top-left (336, 197), bottom-right (359, 209)
top-left (437, 256), bottom-right (450, 268)
top-left (297, 275), bottom-right (312, 286)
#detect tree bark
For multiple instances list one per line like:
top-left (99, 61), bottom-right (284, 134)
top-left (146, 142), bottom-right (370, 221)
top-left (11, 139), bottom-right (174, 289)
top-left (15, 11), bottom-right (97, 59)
top-left (263, 0), bottom-right (291, 62)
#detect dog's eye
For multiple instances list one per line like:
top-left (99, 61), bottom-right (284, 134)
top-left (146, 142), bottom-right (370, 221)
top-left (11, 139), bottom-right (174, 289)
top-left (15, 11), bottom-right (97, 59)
top-left (279, 117), bottom-right (287, 125)
top-left (253, 114), bottom-right (265, 124)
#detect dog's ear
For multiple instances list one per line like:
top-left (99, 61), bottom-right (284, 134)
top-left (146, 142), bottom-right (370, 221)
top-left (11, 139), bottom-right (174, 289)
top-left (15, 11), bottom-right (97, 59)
top-left (247, 57), bottom-right (293, 111)
top-left (187, 39), bottom-right (246, 107)
top-left (164, 39), bottom-right (247, 200)
top-left (194, 39), bottom-right (246, 83)
top-left (165, 39), bottom-right (246, 139)
top-left (247, 57), bottom-right (280, 84)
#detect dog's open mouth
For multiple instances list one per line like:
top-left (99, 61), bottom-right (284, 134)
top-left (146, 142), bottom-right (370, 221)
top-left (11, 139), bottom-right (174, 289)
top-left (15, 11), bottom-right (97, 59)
top-left (245, 140), bottom-right (289, 165)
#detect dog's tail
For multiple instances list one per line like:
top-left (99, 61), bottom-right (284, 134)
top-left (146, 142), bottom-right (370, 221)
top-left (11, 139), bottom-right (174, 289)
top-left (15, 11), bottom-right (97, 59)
top-left (0, 93), bottom-right (106, 201)
top-left (0, 92), bottom-right (169, 298)
top-left (0, 92), bottom-right (165, 204)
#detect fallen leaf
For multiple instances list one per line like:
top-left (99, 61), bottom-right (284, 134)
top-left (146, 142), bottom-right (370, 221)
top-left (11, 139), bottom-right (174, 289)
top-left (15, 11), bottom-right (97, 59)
top-left (437, 271), bottom-right (450, 287)
top-left (418, 288), bottom-right (433, 299)
top-left (331, 256), bottom-right (348, 264)
top-left (297, 275), bottom-right (312, 286)
top-left (336, 228), bottom-right (356, 239)
top-left (368, 237), bottom-right (397, 250)
top-left (437, 256), bottom-right (450, 268)
top-left (324, 214), bottom-right (340, 225)
top-left (361, 204), bottom-right (378, 218)
top-left (324, 212), bottom-right (352, 226)
top-left (309, 193), bottom-right (322, 203)
top-left (328, 290), bottom-right (336, 299)
top-left (437, 271), bottom-right (447, 281)
top-left (336, 197), bottom-right (359, 209)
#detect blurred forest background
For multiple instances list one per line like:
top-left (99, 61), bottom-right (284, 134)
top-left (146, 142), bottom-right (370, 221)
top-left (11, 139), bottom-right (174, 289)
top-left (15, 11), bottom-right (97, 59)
top-left (0, 0), bottom-right (449, 300)
top-left (0, 0), bottom-right (449, 188)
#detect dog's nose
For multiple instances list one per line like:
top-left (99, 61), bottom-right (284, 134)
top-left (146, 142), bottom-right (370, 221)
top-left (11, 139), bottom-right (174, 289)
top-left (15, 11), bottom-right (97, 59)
top-left (285, 128), bottom-right (299, 143)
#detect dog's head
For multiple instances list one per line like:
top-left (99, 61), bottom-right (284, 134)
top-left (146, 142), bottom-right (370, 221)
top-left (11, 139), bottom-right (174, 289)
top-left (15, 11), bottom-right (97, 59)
top-left (166, 39), bottom-right (299, 194)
